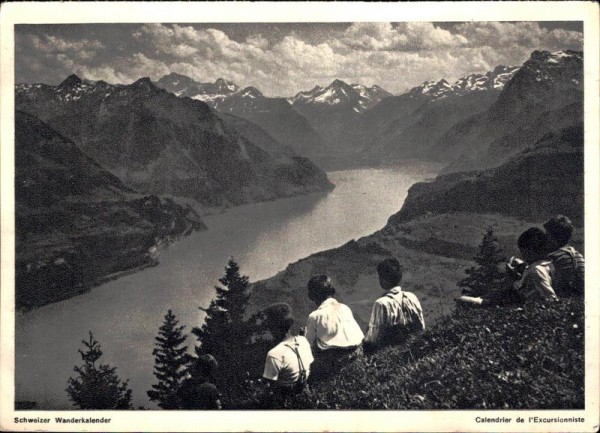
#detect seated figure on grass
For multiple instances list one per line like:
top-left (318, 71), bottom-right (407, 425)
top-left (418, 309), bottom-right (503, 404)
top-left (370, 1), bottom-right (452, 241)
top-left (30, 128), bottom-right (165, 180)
top-left (177, 354), bottom-right (222, 409)
top-left (508, 227), bottom-right (559, 303)
top-left (303, 275), bottom-right (364, 379)
top-left (544, 215), bottom-right (585, 297)
top-left (459, 227), bottom-right (561, 307)
top-left (262, 303), bottom-right (314, 396)
top-left (363, 258), bottom-right (425, 351)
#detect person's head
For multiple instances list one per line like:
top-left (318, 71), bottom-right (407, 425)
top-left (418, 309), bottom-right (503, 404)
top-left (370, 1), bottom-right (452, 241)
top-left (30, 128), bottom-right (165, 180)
top-left (190, 354), bottom-right (219, 381)
top-left (544, 215), bottom-right (573, 250)
top-left (307, 275), bottom-right (336, 305)
top-left (377, 258), bottom-right (403, 291)
top-left (262, 302), bottom-right (294, 341)
top-left (517, 227), bottom-right (548, 264)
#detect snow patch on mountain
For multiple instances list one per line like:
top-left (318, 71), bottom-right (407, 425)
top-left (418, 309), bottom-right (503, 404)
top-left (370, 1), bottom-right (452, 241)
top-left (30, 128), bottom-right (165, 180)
top-left (408, 66), bottom-right (520, 101)
top-left (289, 79), bottom-right (392, 112)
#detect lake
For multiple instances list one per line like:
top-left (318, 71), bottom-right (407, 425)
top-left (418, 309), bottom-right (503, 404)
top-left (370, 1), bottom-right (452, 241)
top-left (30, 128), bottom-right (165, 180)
top-left (15, 162), bottom-right (440, 409)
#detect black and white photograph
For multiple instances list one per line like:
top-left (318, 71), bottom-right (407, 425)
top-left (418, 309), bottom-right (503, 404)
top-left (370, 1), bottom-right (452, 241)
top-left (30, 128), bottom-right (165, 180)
top-left (1, 2), bottom-right (599, 432)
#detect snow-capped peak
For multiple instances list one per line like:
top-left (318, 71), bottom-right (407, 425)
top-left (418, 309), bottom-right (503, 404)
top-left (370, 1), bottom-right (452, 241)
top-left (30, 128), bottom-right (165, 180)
top-left (240, 87), bottom-right (263, 99)
top-left (409, 65), bottom-right (520, 101)
top-left (289, 80), bottom-right (391, 112)
top-left (214, 78), bottom-right (239, 93)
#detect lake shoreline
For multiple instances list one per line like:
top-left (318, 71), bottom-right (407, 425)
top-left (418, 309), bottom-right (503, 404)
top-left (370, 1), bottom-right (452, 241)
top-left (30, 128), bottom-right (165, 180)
top-left (15, 164), bottom-right (442, 409)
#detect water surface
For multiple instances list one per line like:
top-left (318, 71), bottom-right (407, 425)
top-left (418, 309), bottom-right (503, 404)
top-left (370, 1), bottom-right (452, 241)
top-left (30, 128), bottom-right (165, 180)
top-left (15, 163), bottom-right (440, 409)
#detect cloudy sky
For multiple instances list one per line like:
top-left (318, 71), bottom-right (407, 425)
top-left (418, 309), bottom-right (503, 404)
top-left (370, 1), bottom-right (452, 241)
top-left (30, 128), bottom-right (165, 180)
top-left (15, 22), bottom-right (582, 96)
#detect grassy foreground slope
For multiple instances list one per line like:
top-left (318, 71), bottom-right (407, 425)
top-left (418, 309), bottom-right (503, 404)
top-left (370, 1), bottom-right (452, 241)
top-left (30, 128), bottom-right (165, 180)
top-left (279, 298), bottom-right (584, 409)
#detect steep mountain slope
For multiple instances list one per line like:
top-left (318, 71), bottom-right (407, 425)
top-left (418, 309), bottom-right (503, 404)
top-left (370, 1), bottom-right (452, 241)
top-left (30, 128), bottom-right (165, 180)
top-left (155, 74), bottom-right (326, 157)
top-left (391, 122), bottom-right (584, 226)
top-left (289, 79), bottom-right (392, 151)
top-left (343, 66), bottom-right (519, 162)
top-left (16, 76), bottom-right (333, 207)
top-left (434, 50), bottom-right (582, 172)
top-left (15, 111), bottom-right (204, 309)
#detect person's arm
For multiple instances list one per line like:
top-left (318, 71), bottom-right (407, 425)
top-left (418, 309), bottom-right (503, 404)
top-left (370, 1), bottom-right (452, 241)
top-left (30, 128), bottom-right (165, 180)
top-left (262, 355), bottom-right (281, 382)
top-left (305, 315), bottom-right (318, 349)
top-left (363, 301), bottom-right (385, 348)
top-left (532, 264), bottom-right (558, 300)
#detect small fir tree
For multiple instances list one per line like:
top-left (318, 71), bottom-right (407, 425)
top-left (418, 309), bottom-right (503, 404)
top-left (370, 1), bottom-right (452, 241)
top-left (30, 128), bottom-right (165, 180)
top-left (191, 258), bottom-right (253, 400)
top-left (66, 331), bottom-right (132, 409)
top-left (458, 226), bottom-right (507, 296)
top-left (147, 309), bottom-right (189, 409)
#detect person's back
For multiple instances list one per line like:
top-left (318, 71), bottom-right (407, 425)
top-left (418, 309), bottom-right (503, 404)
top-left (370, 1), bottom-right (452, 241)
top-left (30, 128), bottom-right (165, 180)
top-left (544, 216), bottom-right (585, 297)
top-left (263, 335), bottom-right (313, 387)
top-left (547, 246), bottom-right (584, 296)
top-left (305, 275), bottom-right (364, 351)
top-left (364, 259), bottom-right (425, 350)
top-left (366, 287), bottom-right (425, 347)
top-left (261, 303), bottom-right (314, 393)
top-left (304, 275), bottom-right (364, 379)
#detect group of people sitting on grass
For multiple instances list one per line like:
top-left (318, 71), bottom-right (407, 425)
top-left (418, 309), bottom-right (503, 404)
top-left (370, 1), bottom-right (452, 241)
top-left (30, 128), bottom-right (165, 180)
top-left (178, 214), bottom-right (584, 406)
top-left (261, 214), bottom-right (585, 396)
top-left (460, 214), bottom-right (585, 305)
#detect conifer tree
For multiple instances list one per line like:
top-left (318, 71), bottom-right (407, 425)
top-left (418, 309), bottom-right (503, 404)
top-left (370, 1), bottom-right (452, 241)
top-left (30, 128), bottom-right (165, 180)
top-left (147, 309), bottom-right (189, 409)
top-left (458, 226), bottom-right (507, 296)
top-left (191, 258), bottom-right (253, 398)
top-left (66, 331), bottom-right (132, 409)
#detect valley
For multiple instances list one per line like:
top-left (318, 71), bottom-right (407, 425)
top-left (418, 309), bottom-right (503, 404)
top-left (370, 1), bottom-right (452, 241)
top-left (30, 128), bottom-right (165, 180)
top-left (12, 46), bottom-right (585, 410)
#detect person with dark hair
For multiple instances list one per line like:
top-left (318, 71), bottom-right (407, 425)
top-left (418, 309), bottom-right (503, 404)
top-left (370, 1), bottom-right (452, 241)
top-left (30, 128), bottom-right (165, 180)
top-left (177, 354), bottom-right (222, 409)
top-left (262, 303), bottom-right (313, 393)
top-left (514, 227), bottom-right (558, 302)
top-left (303, 275), bottom-right (364, 378)
top-left (544, 215), bottom-right (585, 297)
top-left (363, 258), bottom-right (425, 350)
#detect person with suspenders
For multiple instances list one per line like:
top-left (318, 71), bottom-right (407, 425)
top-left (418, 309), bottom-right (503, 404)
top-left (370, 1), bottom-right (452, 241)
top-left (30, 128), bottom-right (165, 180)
top-left (544, 215), bottom-right (585, 297)
top-left (262, 303), bottom-right (314, 396)
top-left (363, 258), bottom-right (425, 352)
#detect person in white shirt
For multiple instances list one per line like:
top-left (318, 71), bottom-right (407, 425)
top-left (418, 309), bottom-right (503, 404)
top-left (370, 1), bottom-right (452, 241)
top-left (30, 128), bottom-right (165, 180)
top-left (262, 303), bottom-right (314, 395)
top-left (303, 275), bottom-right (364, 378)
top-left (363, 258), bottom-right (425, 351)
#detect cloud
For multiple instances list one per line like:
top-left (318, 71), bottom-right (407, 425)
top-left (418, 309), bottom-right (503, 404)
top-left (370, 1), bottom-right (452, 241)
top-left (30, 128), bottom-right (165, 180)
top-left (452, 22), bottom-right (583, 50)
top-left (30, 35), bottom-right (104, 58)
top-left (342, 22), bottom-right (467, 51)
top-left (15, 22), bottom-right (584, 95)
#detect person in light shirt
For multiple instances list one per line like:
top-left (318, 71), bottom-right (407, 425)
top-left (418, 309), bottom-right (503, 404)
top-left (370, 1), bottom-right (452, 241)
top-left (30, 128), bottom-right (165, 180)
top-left (513, 227), bottom-right (559, 303)
top-left (262, 303), bottom-right (314, 394)
top-left (303, 275), bottom-right (364, 378)
top-left (363, 258), bottom-right (425, 351)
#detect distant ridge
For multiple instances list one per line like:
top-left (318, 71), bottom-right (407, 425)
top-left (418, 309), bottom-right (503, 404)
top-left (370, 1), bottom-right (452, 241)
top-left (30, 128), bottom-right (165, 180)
top-left (16, 75), bottom-right (333, 207)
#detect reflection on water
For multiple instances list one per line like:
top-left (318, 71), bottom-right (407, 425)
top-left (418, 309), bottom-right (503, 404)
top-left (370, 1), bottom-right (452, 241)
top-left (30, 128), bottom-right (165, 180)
top-left (15, 163), bottom-right (440, 409)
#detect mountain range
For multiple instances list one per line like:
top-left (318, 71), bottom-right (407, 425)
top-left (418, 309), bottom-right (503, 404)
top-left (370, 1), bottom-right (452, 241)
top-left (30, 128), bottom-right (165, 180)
top-left (435, 50), bottom-right (583, 173)
top-left (155, 73), bottom-right (327, 158)
top-left (16, 75), bottom-right (333, 208)
top-left (337, 65), bottom-right (520, 162)
top-left (14, 49), bottom-right (583, 310)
